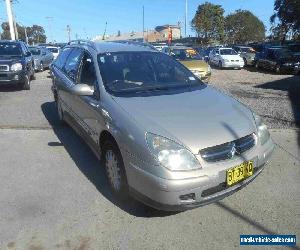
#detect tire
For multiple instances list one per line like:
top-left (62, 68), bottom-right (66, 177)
top-left (30, 69), bottom-right (35, 80)
top-left (255, 61), bottom-right (260, 69)
top-left (243, 58), bottom-right (247, 66)
top-left (102, 139), bottom-right (128, 199)
top-left (22, 75), bottom-right (30, 90)
top-left (275, 64), bottom-right (281, 74)
top-left (218, 61), bottom-right (223, 68)
top-left (56, 98), bottom-right (66, 124)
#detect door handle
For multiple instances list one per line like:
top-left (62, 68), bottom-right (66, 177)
top-left (90, 102), bottom-right (99, 108)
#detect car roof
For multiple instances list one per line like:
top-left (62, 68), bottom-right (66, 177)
top-left (169, 46), bottom-right (193, 50)
top-left (219, 47), bottom-right (234, 50)
top-left (93, 41), bottom-right (157, 53)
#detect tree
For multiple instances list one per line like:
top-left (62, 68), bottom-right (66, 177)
top-left (1, 22), bottom-right (47, 44)
top-left (270, 0), bottom-right (300, 43)
top-left (225, 10), bottom-right (265, 44)
top-left (191, 2), bottom-right (225, 43)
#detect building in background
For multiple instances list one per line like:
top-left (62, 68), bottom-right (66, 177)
top-left (93, 24), bottom-right (181, 43)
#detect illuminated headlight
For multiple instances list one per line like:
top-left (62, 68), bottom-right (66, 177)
top-left (11, 63), bottom-right (22, 71)
top-left (254, 113), bottom-right (270, 145)
top-left (146, 133), bottom-right (201, 171)
top-left (283, 62), bottom-right (293, 66)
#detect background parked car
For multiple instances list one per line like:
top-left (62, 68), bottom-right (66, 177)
top-left (162, 46), bottom-right (211, 82)
top-left (233, 46), bottom-right (256, 66)
top-left (0, 40), bottom-right (34, 90)
top-left (46, 46), bottom-right (60, 60)
top-left (209, 47), bottom-right (244, 69)
top-left (29, 46), bottom-right (53, 71)
top-left (255, 47), bottom-right (300, 74)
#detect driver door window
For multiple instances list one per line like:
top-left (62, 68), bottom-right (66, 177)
top-left (79, 53), bottom-right (97, 87)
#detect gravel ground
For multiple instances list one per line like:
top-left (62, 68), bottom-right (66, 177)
top-left (209, 67), bottom-right (300, 129)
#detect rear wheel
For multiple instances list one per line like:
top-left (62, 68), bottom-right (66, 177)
top-left (102, 139), bottom-right (128, 199)
top-left (22, 75), bottom-right (30, 90)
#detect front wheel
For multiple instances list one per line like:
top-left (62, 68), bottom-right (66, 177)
top-left (275, 64), bottom-right (281, 74)
top-left (218, 61), bottom-right (223, 68)
top-left (22, 75), bottom-right (30, 90)
top-left (102, 140), bottom-right (128, 199)
top-left (56, 98), bottom-right (66, 124)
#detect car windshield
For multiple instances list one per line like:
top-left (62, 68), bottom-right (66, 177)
top-left (239, 47), bottom-right (255, 53)
top-left (170, 48), bottom-right (202, 60)
top-left (0, 43), bottom-right (22, 56)
top-left (98, 51), bottom-right (203, 96)
top-left (29, 48), bottom-right (41, 55)
top-left (47, 47), bottom-right (59, 53)
top-left (220, 49), bottom-right (238, 55)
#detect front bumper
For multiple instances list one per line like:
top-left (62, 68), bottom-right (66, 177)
top-left (123, 137), bottom-right (274, 211)
top-left (246, 58), bottom-right (255, 66)
top-left (222, 61), bottom-right (244, 68)
top-left (0, 70), bottom-right (26, 85)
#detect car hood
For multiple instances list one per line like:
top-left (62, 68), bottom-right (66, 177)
top-left (113, 86), bottom-right (256, 154)
top-left (32, 55), bottom-right (41, 60)
top-left (220, 54), bottom-right (242, 60)
top-left (179, 60), bottom-right (208, 71)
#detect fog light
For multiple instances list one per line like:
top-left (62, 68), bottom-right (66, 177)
top-left (179, 193), bottom-right (195, 202)
top-left (14, 75), bottom-right (19, 80)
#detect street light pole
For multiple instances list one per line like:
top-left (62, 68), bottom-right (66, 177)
top-left (185, 0), bottom-right (187, 38)
top-left (5, 0), bottom-right (16, 40)
top-left (24, 26), bottom-right (28, 44)
top-left (142, 6), bottom-right (145, 42)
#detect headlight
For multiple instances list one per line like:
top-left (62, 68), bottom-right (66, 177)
top-left (146, 133), bottom-right (201, 171)
top-left (191, 70), bottom-right (201, 76)
top-left (223, 59), bottom-right (229, 62)
top-left (253, 113), bottom-right (270, 145)
top-left (283, 62), bottom-right (293, 66)
top-left (207, 65), bottom-right (211, 73)
top-left (11, 63), bottom-right (23, 71)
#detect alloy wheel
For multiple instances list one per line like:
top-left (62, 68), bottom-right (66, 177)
top-left (105, 150), bottom-right (122, 192)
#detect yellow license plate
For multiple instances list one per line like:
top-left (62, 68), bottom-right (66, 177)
top-left (226, 161), bottom-right (253, 186)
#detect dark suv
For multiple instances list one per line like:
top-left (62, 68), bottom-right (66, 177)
top-left (255, 47), bottom-right (300, 74)
top-left (0, 40), bottom-right (35, 90)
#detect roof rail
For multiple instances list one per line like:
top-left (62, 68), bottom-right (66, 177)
top-left (67, 40), bottom-right (97, 50)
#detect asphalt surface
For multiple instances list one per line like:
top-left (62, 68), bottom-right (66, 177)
top-left (0, 70), bottom-right (299, 250)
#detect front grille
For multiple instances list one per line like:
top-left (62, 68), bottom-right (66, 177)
top-left (0, 65), bottom-right (9, 72)
top-left (199, 134), bottom-right (255, 162)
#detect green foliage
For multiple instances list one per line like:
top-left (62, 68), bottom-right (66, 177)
top-left (270, 0), bottom-right (300, 42)
top-left (191, 2), bottom-right (225, 43)
top-left (1, 22), bottom-right (47, 44)
top-left (225, 10), bottom-right (265, 44)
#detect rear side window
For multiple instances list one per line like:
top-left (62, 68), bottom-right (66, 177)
top-left (63, 48), bottom-right (83, 81)
top-left (54, 47), bottom-right (71, 69)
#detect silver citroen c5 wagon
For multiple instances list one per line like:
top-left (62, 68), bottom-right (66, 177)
top-left (51, 40), bottom-right (274, 211)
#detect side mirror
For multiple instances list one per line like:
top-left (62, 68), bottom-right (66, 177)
top-left (71, 84), bottom-right (94, 96)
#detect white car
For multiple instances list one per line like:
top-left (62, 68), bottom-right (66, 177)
top-left (46, 46), bottom-right (60, 60)
top-left (209, 47), bottom-right (244, 69)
